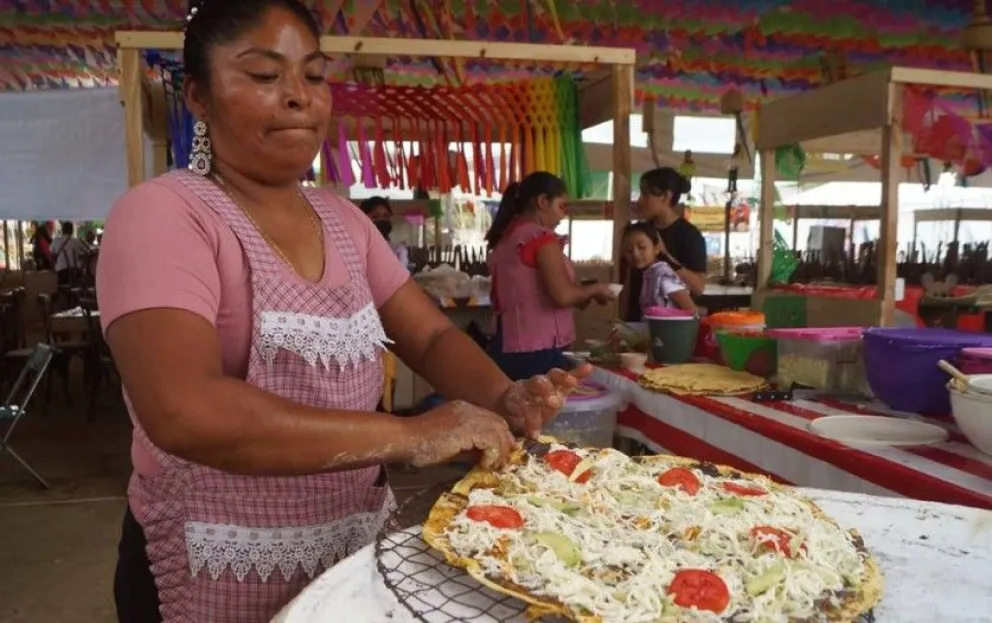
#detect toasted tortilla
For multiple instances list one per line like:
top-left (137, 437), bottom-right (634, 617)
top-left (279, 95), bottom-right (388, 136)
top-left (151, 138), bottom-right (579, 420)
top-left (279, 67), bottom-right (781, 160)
top-left (423, 437), bottom-right (882, 622)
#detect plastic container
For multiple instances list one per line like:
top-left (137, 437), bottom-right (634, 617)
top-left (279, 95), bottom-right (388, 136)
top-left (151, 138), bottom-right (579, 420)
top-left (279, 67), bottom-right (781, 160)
top-left (644, 306), bottom-right (694, 318)
top-left (700, 312), bottom-right (767, 363)
top-left (956, 347), bottom-right (992, 375)
top-left (768, 327), bottom-right (866, 393)
top-left (545, 382), bottom-right (622, 448)
top-left (646, 315), bottom-right (700, 364)
top-left (716, 331), bottom-right (778, 377)
top-left (863, 327), bottom-right (992, 415)
top-left (709, 311), bottom-right (767, 333)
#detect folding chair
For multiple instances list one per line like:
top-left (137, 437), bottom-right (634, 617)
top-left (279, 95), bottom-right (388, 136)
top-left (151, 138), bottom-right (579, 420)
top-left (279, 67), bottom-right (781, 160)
top-left (0, 343), bottom-right (54, 488)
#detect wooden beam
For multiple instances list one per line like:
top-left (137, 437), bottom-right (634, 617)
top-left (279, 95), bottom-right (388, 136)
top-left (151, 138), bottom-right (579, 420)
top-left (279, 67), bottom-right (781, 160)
top-left (792, 205), bottom-right (881, 220)
top-left (877, 83), bottom-right (903, 327)
top-left (578, 70), bottom-right (614, 129)
top-left (890, 66), bottom-right (992, 91)
top-left (115, 31), bottom-right (636, 65)
top-left (118, 47), bottom-right (146, 187)
top-left (610, 65), bottom-right (634, 284)
top-left (914, 207), bottom-right (992, 222)
top-left (755, 149), bottom-right (776, 291)
top-left (756, 70), bottom-right (891, 150)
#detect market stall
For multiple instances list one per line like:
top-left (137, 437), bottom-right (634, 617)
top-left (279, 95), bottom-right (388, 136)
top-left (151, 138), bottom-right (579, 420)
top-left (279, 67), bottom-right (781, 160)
top-left (754, 67), bottom-right (992, 327)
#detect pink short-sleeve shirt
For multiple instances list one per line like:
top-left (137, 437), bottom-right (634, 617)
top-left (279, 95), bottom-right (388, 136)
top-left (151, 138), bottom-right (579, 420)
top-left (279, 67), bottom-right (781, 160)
top-left (97, 175), bottom-right (410, 380)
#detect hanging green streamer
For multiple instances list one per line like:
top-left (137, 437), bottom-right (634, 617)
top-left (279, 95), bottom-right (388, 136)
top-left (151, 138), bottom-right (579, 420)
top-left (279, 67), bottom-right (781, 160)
top-left (775, 144), bottom-right (807, 180)
top-left (555, 77), bottom-right (591, 198)
top-left (428, 199), bottom-right (443, 219)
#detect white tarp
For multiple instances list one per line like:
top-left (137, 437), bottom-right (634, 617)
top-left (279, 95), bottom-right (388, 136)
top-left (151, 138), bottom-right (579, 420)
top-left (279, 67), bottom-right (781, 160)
top-left (0, 87), bottom-right (149, 220)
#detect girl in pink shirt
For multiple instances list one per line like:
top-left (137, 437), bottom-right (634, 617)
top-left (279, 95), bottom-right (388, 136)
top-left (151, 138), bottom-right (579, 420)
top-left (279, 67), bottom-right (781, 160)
top-left (486, 172), bottom-right (615, 380)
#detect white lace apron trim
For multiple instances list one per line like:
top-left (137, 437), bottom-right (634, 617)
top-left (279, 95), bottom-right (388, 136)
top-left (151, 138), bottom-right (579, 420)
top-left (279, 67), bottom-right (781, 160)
top-left (258, 303), bottom-right (393, 369)
top-left (184, 500), bottom-right (395, 582)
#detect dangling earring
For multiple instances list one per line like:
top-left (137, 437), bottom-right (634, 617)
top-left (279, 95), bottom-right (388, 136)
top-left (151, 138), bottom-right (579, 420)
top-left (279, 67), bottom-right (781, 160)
top-left (189, 120), bottom-right (212, 176)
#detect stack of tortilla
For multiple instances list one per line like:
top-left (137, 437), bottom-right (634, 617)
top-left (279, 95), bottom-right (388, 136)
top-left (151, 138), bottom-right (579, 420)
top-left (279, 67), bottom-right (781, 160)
top-left (639, 363), bottom-right (767, 396)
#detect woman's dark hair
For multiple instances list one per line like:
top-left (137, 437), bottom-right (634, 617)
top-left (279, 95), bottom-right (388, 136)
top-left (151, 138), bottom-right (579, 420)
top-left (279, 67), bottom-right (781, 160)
top-left (623, 221), bottom-right (661, 245)
top-left (640, 167), bottom-right (692, 206)
top-left (61, 221), bottom-right (74, 236)
top-left (485, 171), bottom-right (567, 249)
top-left (183, 0), bottom-right (321, 88)
top-left (360, 196), bottom-right (392, 216)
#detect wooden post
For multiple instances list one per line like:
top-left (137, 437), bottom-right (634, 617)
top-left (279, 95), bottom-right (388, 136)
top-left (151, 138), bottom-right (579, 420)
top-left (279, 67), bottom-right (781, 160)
top-left (877, 83), bottom-right (903, 327)
top-left (610, 65), bottom-right (633, 284)
top-left (756, 149), bottom-right (777, 290)
top-left (118, 48), bottom-right (146, 187)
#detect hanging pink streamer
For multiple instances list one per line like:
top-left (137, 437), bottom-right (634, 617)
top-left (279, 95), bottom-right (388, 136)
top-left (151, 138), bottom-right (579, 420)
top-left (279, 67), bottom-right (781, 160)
top-left (337, 124), bottom-right (355, 186)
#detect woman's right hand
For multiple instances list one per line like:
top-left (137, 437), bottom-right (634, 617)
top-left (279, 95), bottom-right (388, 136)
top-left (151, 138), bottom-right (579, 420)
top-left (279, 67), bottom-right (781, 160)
top-left (403, 400), bottom-right (515, 469)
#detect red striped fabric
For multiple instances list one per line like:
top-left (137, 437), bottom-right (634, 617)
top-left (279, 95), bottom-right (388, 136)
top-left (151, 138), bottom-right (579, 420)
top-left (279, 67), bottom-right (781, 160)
top-left (604, 368), bottom-right (992, 510)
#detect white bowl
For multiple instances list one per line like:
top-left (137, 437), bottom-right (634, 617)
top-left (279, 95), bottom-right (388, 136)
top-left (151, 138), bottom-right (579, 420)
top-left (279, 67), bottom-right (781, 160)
top-left (620, 352), bottom-right (647, 373)
top-left (608, 283), bottom-right (624, 297)
top-left (949, 386), bottom-right (992, 456)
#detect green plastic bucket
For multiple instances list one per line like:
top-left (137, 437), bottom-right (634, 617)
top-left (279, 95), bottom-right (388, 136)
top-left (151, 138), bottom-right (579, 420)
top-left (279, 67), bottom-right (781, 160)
top-left (646, 316), bottom-right (700, 364)
top-left (716, 331), bottom-right (778, 377)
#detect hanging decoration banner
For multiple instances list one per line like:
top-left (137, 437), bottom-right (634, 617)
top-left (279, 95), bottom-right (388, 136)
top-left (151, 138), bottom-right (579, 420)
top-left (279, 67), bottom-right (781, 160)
top-left (324, 77), bottom-right (591, 198)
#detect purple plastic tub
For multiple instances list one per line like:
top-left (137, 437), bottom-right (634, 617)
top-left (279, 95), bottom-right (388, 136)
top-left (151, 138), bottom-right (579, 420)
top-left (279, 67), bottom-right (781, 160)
top-left (863, 327), bottom-right (992, 414)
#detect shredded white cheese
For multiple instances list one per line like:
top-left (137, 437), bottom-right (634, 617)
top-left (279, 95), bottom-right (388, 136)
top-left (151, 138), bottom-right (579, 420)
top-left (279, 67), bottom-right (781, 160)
top-left (443, 446), bottom-right (868, 623)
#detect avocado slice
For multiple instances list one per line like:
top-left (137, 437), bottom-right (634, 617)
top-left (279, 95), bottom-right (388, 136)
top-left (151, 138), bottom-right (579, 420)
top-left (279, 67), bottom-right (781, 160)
top-left (525, 497), bottom-right (582, 516)
top-left (536, 531), bottom-right (582, 567)
top-left (569, 457), bottom-right (595, 482)
top-left (709, 498), bottom-right (746, 516)
top-left (746, 563), bottom-right (786, 596)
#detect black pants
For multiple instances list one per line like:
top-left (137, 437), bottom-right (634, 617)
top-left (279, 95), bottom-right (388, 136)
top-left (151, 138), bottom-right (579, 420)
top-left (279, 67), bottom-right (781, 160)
top-left (114, 506), bottom-right (162, 623)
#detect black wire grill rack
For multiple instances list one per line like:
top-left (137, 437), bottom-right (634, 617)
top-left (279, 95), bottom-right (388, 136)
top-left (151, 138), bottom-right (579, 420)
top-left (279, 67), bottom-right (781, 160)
top-left (374, 477), bottom-right (540, 623)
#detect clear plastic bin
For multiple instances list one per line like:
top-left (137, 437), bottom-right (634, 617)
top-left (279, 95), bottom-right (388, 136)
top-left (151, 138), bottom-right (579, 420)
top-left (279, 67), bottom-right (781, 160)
top-left (544, 382), bottom-right (622, 448)
top-left (767, 327), bottom-right (866, 393)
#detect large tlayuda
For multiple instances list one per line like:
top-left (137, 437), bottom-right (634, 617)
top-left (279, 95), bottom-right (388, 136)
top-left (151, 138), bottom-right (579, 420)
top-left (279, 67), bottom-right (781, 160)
top-left (423, 438), bottom-right (882, 623)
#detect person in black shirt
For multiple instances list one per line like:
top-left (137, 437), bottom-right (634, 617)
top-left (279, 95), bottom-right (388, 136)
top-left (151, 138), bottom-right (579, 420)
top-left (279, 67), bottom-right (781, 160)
top-left (622, 167), bottom-right (708, 321)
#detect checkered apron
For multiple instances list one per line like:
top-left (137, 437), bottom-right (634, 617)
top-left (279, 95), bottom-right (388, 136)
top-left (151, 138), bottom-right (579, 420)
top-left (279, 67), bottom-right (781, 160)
top-left (128, 170), bottom-right (393, 623)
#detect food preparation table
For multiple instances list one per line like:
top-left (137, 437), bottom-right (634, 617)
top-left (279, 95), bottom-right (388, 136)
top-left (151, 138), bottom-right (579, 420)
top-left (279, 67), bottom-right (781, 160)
top-left (590, 367), bottom-right (992, 510)
top-left (272, 488), bottom-right (992, 622)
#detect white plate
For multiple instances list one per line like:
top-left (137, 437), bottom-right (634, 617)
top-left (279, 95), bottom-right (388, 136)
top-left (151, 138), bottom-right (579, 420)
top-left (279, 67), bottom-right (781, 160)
top-left (808, 415), bottom-right (949, 447)
top-left (564, 351), bottom-right (590, 361)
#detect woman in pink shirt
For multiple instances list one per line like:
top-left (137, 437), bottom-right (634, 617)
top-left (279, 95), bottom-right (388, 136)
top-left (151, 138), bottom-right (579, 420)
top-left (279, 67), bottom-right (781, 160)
top-left (99, 3), bottom-right (587, 622)
top-left (486, 172), bottom-right (615, 380)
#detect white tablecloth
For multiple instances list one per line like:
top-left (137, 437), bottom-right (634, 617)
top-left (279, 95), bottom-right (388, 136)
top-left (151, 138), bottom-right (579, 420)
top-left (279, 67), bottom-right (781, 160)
top-left (272, 489), bottom-right (992, 622)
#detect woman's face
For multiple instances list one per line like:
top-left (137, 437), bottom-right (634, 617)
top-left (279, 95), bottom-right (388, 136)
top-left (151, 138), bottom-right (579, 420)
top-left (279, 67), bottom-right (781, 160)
top-left (366, 205), bottom-right (392, 222)
top-left (186, 7), bottom-right (331, 184)
top-left (624, 231), bottom-right (661, 270)
top-left (535, 194), bottom-right (568, 230)
top-left (637, 187), bottom-right (673, 220)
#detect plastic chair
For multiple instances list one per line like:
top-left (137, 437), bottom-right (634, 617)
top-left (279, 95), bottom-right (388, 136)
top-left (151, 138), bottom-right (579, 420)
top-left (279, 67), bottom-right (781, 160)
top-left (0, 343), bottom-right (54, 488)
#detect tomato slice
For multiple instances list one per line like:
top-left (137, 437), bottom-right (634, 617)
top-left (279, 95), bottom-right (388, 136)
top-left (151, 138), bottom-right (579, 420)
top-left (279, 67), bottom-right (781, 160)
top-left (544, 449), bottom-right (592, 483)
top-left (721, 482), bottom-right (767, 497)
top-left (545, 449), bottom-right (582, 474)
top-left (657, 467), bottom-right (701, 496)
top-left (466, 505), bottom-right (524, 529)
top-left (667, 569), bottom-right (730, 613)
top-left (751, 526), bottom-right (803, 558)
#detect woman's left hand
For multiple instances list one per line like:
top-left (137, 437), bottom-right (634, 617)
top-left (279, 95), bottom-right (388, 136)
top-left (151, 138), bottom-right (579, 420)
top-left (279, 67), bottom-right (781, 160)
top-left (495, 363), bottom-right (593, 438)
